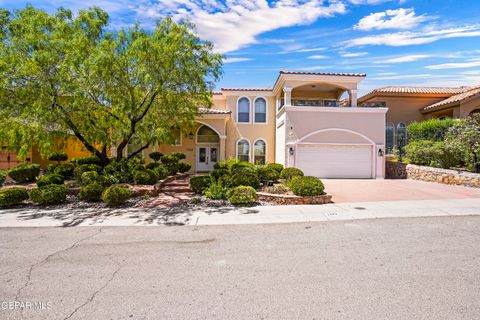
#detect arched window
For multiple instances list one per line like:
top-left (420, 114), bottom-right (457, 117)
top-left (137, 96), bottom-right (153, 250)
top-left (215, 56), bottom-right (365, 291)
top-left (254, 97), bottom-right (267, 123)
top-left (236, 139), bottom-right (250, 162)
top-left (197, 125), bottom-right (219, 143)
top-left (237, 97), bottom-right (250, 123)
top-left (253, 140), bottom-right (266, 165)
top-left (385, 122), bottom-right (394, 154)
top-left (397, 123), bottom-right (407, 150)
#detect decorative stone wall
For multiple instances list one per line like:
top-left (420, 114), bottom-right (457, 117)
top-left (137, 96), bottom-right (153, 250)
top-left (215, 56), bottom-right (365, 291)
top-left (406, 164), bottom-right (480, 188)
top-left (256, 192), bottom-right (333, 205)
top-left (386, 161), bottom-right (407, 179)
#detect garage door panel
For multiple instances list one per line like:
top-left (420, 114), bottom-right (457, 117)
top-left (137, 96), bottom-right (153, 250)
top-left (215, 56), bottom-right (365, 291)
top-left (296, 145), bottom-right (372, 179)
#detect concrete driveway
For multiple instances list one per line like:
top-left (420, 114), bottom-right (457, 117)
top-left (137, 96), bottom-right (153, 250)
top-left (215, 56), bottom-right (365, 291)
top-left (323, 179), bottom-right (480, 203)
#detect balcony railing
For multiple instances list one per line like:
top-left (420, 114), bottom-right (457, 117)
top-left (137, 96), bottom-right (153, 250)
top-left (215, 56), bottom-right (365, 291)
top-left (279, 99), bottom-right (350, 110)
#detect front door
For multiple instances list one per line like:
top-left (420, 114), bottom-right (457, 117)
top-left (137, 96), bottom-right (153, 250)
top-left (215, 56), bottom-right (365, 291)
top-left (197, 146), bottom-right (219, 172)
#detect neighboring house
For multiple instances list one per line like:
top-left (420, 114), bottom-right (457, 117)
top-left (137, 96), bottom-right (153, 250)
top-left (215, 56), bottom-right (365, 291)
top-left (149, 71), bottom-right (388, 179)
top-left (358, 85), bottom-right (480, 153)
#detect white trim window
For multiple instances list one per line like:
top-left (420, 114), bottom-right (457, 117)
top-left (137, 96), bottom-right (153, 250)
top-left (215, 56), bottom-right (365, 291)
top-left (385, 122), bottom-right (394, 154)
top-left (396, 122), bottom-right (407, 149)
top-left (237, 97), bottom-right (250, 123)
top-left (236, 139), bottom-right (250, 162)
top-left (254, 97), bottom-right (267, 123)
top-left (253, 139), bottom-right (266, 165)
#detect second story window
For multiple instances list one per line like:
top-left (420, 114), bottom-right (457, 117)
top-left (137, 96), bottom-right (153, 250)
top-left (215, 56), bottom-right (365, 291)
top-left (237, 97), bottom-right (250, 123)
top-left (254, 97), bottom-right (267, 123)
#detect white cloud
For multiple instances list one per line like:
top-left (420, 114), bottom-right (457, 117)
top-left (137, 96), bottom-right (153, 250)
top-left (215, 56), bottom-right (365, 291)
top-left (344, 25), bottom-right (480, 47)
top-left (294, 47), bottom-right (327, 53)
top-left (133, 0), bottom-right (346, 53)
top-left (340, 52), bottom-right (368, 57)
top-left (224, 57), bottom-right (253, 63)
top-left (348, 0), bottom-right (401, 4)
top-left (355, 8), bottom-right (429, 31)
top-left (307, 55), bottom-right (328, 59)
top-left (382, 54), bottom-right (430, 63)
top-left (297, 65), bottom-right (333, 71)
top-left (426, 61), bottom-right (480, 70)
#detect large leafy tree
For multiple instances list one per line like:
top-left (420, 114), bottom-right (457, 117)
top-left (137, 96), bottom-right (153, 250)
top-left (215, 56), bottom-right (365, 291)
top-left (0, 6), bottom-right (222, 164)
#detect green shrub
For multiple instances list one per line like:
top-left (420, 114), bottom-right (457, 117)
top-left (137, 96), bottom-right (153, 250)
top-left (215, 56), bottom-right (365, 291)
top-left (263, 184), bottom-right (288, 194)
top-left (404, 140), bottom-right (460, 169)
top-left (190, 175), bottom-right (212, 194)
top-left (289, 176), bottom-right (325, 196)
top-left (74, 164), bottom-right (102, 180)
top-left (29, 185), bottom-right (67, 205)
top-left (53, 163), bottom-right (75, 179)
top-left (133, 169), bottom-right (159, 185)
top-left (0, 169), bottom-right (7, 187)
top-left (160, 155), bottom-right (178, 165)
top-left (229, 186), bottom-right (256, 206)
top-left (191, 197), bottom-right (202, 205)
top-left (149, 151), bottom-right (163, 163)
top-left (280, 167), bottom-right (304, 180)
top-left (229, 167), bottom-right (260, 189)
top-left (0, 188), bottom-right (29, 207)
top-left (36, 173), bottom-right (65, 187)
top-left (145, 162), bottom-right (159, 170)
top-left (81, 171), bottom-right (100, 185)
top-left (231, 161), bottom-right (255, 172)
top-left (166, 163), bottom-right (180, 176)
top-left (407, 118), bottom-right (457, 142)
top-left (99, 174), bottom-right (119, 187)
top-left (204, 180), bottom-right (230, 200)
top-left (153, 164), bottom-right (169, 180)
top-left (257, 166), bottom-right (280, 185)
top-left (47, 151), bottom-right (68, 163)
top-left (178, 162), bottom-right (192, 173)
top-left (211, 162), bottom-right (230, 181)
top-left (79, 183), bottom-right (105, 202)
top-left (8, 163), bottom-right (41, 183)
top-left (102, 185), bottom-right (131, 206)
top-left (103, 158), bottom-right (141, 183)
top-left (171, 152), bottom-right (186, 160)
top-left (47, 163), bottom-right (58, 173)
top-left (73, 155), bottom-right (102, 165)
top-left (266, 163), bottom-right (284, 174)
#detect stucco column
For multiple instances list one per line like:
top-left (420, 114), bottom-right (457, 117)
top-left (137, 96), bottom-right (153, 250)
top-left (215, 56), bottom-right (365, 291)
top-left (349, 89), bottom-right (358, 107)
top-left (219, 135), bottom-right (227, 161)
top-left (283, 86), bottom-right (292, 107)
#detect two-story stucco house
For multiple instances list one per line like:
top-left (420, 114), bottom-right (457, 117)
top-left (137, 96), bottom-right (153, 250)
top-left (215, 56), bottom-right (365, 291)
top-left (150, 71), bottom-right (388, 179)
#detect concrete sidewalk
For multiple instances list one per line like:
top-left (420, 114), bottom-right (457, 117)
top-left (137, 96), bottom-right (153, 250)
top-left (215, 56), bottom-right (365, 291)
top-left (1, 198), bottom-right (480, 227)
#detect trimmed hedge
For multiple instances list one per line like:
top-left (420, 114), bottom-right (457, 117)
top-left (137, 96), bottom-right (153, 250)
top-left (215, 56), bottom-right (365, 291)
top-left (266, 163), bottom-right (284, 174)
top-left (178, 162), bottom-right (192, 173)
top-left (153, 165), bottom-right (169, 180)
top-left (133, 169), bottom-right (159, 185)
top-left (102, 185), bottom-right (131, 206)
top-left (73, 156), bottom-right (102, 165)
top-left (79, 183), bottom-right (105, 202)
top-left (229, 186), bottom-right (256, 206)
top-left (74, 164), bottom-right (102, 180)
top-left (29, 185), bottom-right (67, 205)
top-left (54, 163), bottom-right (75, 179)
top-left (289, 176), bottom-right (325, 196)
top-left (190, 175), bottom-right (212, 194)
top-left (280, 167), bottom-right (304, 180)
top-left (0, 188), bottom-right (29, 207)
top-left (404, 140), bottom-right (460, 169)
top-left (149, 151), bottom-right (163, 163)
top-left (407, 118), bottom-right (457, 142)
top-left (229, 167), bottom-right (260, 189)
top-left (81, 171), bottom-right (99, 185)
top-left (8, 163), bottom-right (41, 183)
top-left (0, 169), bottom-right (7, 187)
top-left (257, 166), bottom-right (280, 185)
top-left (36, 173), bottom-right (65, 187)
top-left (47, 151), bottom-right (68, 163)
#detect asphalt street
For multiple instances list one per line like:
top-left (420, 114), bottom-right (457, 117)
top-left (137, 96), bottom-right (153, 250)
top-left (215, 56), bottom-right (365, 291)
top-left (1, 216), bottom-right (480, 319)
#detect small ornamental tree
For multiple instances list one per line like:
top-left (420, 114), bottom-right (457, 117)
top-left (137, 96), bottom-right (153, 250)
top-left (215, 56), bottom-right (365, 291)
top-left (149, 152), bottom-right (163, 164)
top-left (48, 152), bottom-right (68, 164)
top-left (0, 6), bottom-right (222, 165)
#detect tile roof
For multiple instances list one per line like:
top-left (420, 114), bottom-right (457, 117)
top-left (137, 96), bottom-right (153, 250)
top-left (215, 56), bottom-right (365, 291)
top-left (220, 88), bottom-right (272, 91)
top-left (365, 86), bottom-right (465, 95)
top-left (422, 86), bottom-right (480, 112)
top-left (198, 107), bottom-right (231, 114)
top-left (280, 71), bottom-right (366, 77)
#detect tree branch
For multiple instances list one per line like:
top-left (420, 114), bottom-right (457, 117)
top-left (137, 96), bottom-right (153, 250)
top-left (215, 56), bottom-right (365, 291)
top-left (127, 142), bottom-right (149, 159)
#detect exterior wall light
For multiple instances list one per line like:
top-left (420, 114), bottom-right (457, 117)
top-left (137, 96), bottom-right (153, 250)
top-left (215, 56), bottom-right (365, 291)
top-left (378, 148), bottom-right (384, 157)
top-left (188, 132), bottom-right (194, 140)
top-left (289, 147), bottom-right (295, 156)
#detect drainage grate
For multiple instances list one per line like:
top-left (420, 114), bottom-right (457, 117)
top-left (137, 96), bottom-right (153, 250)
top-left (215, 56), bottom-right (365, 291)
top-left (326, 212), bottom-right (338, 216)
top-left (354, 207), bottom-right (366, 210)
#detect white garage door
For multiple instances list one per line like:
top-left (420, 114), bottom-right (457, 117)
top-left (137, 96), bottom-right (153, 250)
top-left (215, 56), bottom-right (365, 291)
top-left (296, 145), bottom-right (373, 179)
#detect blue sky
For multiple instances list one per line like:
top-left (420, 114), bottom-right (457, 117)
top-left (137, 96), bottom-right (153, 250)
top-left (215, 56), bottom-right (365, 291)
top-left (2, 0), bottom-right (480, 95)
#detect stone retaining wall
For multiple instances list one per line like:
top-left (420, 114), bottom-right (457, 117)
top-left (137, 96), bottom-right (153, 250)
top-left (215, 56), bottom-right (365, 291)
top-left (256, 192), bottom-right (332, 205)
top-left (406, 164), bottom-right (480, 188)
top-left (385, 161), bottom-right (407, 179)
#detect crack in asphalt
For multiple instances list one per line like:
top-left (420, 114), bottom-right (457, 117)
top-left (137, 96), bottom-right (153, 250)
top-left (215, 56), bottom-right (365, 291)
top-left (14, 227), bottom-right (104, 304)
top-left (63, 257), bottom-right (123, 320)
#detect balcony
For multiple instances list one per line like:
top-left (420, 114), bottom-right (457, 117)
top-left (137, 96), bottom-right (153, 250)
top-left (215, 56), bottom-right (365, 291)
top-left (279, 98), bottom-right (350, 110)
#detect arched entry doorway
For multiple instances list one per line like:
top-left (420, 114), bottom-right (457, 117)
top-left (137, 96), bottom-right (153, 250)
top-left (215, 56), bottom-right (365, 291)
top-left (196, 125), bottom-right (220, 172)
